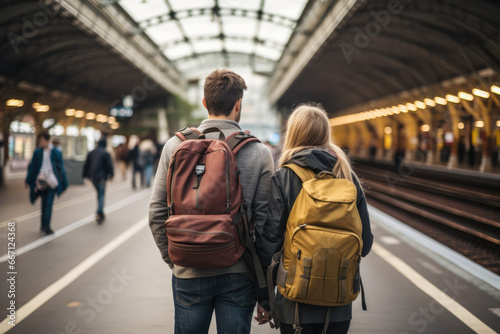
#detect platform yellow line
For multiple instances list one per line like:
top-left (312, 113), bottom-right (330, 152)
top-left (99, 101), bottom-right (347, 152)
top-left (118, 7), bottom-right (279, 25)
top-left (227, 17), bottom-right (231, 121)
top-left (0, 217), bottom-right (147, 333)
top-left (372, 242), bottom-right (496, 334)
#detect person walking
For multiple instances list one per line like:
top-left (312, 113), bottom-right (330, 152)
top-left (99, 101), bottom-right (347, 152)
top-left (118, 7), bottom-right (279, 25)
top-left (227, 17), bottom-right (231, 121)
top-left (128, 139), bottom-right (143, 189)
top-left (83, 137), bottom-right (114, 224)
top-left (25, 131), bottom-right (68, 235)
top-left (138, 136), bottom-right (157, 188)
top-left (255, 104), bottom-right (373, 334)
top-left (115, 142), bottom-right (129, 181)
top-left (149, 69), bottom-right (274, 334)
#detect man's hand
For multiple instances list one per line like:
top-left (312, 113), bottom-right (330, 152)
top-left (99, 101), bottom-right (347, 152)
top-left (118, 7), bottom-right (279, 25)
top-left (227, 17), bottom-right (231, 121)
top-left (25, 183), bottom-right (29, 189)
top-left (254, 303), bottom-right (271, 325)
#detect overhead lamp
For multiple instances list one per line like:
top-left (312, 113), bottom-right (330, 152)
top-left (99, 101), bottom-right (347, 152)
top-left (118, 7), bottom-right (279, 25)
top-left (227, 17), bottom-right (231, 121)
top-left (75, 110), bottom-right (85, 118)
top-left (32, 102), bottom-right (41, 109)
top-left (65, 109), bottom-right (76, 116)
top-left (86, 112), bottom-right (96, 120)
top-left (6, 99), bottom-right (24, 107)
top-left (110, 122), bottom-right (119, 130)
top-left (97, 114), bottom-right (108, 123)
top-left (391, 106), bottom-right (400, 114)
top-left (406, 103), bottom-right (417, 111)
top-left (475, 121), bottom-right (484, 128)
top-left (398, 104), bottom-right (408, 113)
top-left (434, 97), bottom-right (447, 105)
top-left (415, 101), bottom-right (426, 109)
top-left (491, 85), bottom-right (500, 96)
top-left (458, 92), bottom-right (474, 101)
top-left (384, 127), bottom-right (392, 134)
top-left (472, 88), bottom-right (490, 99)
top-left (458, 122), bottom-right (465, 130)
top-left (496, 120), bottom-right (500, 127)
top-left (424, 98), bottom-right (436, 107)
top-left (421, 124), bottom-right (430, 132)
top-left (445, 94), bottom-right (460, 103)
top-left (36, 105), bottom-right (49, 112)
top-left (107, 116), bottom-right (116, 124)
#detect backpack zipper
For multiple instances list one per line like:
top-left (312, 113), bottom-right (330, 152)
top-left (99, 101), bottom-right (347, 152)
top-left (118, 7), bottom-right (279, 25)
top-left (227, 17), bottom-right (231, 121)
top-left (224, 150), bottom-right (231, 212)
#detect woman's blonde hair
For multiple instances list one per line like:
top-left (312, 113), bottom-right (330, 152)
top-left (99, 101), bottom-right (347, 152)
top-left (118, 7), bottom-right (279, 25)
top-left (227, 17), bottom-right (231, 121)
top-left (278, 103), bottom-right (357, 183)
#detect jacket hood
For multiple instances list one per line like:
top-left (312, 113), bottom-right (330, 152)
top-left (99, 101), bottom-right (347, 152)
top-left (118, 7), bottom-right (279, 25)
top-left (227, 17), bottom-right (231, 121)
top-left (97, 138), bottom-right (107, 147)
top-left (289, 148), bottom-right (338, 174)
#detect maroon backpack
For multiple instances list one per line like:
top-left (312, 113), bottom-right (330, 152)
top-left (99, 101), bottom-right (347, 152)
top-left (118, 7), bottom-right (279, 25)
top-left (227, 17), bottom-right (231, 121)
top-left (164, 127), bottom-right (266, 287)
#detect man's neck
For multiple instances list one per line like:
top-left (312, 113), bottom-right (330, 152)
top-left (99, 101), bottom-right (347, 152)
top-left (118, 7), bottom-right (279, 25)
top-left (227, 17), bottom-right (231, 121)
top-left (207, 115), bottom-right (237, 122)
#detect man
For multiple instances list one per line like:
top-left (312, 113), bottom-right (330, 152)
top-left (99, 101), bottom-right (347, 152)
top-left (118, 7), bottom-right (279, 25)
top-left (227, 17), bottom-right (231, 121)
top-left (83, 137), bottom-right (114, 224)
top-left (149, 69), bottom-right (274, 333)
top-left (25, 131), bottom-right (68, 234)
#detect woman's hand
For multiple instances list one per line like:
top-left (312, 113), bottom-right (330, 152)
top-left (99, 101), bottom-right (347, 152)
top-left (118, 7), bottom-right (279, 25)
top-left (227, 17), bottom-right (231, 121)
top-left (254, 303), bottom-right (271, 325)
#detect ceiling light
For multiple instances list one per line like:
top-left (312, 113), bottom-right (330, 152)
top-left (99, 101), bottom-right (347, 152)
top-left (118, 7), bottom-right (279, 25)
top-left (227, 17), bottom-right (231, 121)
top-left (496, 120), bottom-right (500, 127)
top-left (472, 88), bottom-right (490, 99)
top-left (75, 110), bottom-right (85, 118)
top-left (391, 106), bottom-right (400, 114)
top-left (424, 98), bottom-right (436, 107)
top-left (421, 124), bottom-right (430, 132)
top-left (475, 121), bottom-right (484, 128)
top-left (446, 94), bottom-right (460, 103)
top-left (398, 104), bottom-right (408, 113)
top-left (415, 101), bottom-right (426, 109)
top-left (65, 109), bottom-right (75, 116)
top-left (36, 105), bottom-right (49, 112)
top-left (491, 85), bottom-right (500, 95)
top-left (434, 97), bottom-right (447, 105)
top-left (384, 127), bottom-right (392, 134)
top-left (406, 103), bottom-right (417, 111)
top-left (110, 122), bottom-right (119, 130)
top-left (107, 116), bottom-right (116, 124)
top-left (32, 102), bottom-right (41, 109)
top-left (458, 92), bottom-right (473, 101)
top-left (6, 99), bottom-right (24, 107)
top-left (458, 122), bottom-right (464, 130)
top-left (86, 112), bottom-right (96, 120)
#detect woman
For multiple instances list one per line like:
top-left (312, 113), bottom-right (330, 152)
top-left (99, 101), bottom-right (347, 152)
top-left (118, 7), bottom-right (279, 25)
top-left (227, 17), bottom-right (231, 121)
top-left (256, 104), bottom-right (373, 334)
top-left (25, 131), bottom-right (68, 235)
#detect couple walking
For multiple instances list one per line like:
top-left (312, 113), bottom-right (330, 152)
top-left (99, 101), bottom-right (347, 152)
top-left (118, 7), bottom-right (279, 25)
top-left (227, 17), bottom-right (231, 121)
top-left (149, 69), bottom-right (373, 334)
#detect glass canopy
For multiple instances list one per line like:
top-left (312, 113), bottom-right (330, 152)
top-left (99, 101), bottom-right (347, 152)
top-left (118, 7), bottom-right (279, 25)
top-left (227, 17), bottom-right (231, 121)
top-left (114, 0), bottom-right (309, 78)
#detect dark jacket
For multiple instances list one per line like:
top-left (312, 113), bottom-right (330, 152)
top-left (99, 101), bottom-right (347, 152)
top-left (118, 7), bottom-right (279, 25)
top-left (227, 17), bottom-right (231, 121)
top-left (25, 147), bottom-right (68, 204)
top-left (83, 140), bottom-right (114, 180)
top-left (256, 148), bottom-right (373, 324)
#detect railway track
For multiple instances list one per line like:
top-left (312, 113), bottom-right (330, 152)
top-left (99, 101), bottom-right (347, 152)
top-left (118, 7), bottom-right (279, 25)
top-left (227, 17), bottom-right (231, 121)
top-left (354, 162), bottom-right (500, 275)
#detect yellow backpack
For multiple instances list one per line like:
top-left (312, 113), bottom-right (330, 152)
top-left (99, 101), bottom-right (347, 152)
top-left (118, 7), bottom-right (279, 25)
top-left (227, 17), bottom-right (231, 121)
top-left (268, 164), bottom-right (366, 331)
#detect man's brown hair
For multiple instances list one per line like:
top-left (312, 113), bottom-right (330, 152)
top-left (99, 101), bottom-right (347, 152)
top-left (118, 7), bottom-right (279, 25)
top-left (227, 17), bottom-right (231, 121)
top-left (204, 69), bottom-right (247, 117)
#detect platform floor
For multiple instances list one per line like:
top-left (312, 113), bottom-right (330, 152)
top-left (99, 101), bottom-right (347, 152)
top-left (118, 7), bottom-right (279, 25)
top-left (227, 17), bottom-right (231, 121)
top-left (0, 172), bottom-right (499, 333)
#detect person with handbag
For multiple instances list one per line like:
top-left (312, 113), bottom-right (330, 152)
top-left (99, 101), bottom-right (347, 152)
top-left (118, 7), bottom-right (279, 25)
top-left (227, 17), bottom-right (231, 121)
top-left (25, 131), bottom-right (68, 235)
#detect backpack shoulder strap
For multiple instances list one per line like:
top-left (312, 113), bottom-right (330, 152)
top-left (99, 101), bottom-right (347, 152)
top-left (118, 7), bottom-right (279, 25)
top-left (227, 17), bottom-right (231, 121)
top-left (226, 131), bottom-right (261, 155)
top-left (283, 164), bottom-right (316, 182)
top-left (175, 127), bottom-right (201, 141)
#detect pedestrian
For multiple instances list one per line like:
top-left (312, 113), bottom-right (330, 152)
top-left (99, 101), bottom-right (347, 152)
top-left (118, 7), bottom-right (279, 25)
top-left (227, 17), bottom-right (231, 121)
top-left (128, 138), bottom-right (143, 189)
top-left (25, 131), bottom-right (68, 235)
top-left (115, 142), bottom-right (129, 181)
top-left (83, 137), bottom-right (114, 224)
top-left (149, 68), bottom-right (274, 334)
top-left (138, 136), bottom-right (157, 187)
top-left (393, 123), bottom-right (407, 173)
top-left (255, 104), bottom-right (373, 334)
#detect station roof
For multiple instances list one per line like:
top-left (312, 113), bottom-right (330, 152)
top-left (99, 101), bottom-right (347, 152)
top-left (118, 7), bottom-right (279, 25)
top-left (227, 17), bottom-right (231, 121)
top-left (270, 0), bottom-right (500, 116)
top-left (112, 0), bottom-right (308, 79)
top-left (0, 0), bottom-right (184, 115)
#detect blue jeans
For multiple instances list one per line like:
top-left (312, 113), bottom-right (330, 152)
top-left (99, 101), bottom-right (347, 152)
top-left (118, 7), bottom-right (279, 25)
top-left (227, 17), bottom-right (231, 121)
top-left (143, 163), bottom-right (153, 187)
top-left (172, 273), bottom-right (255, 334)
top-left (92, 179), bottom-right (106, 214)
top-left (40, 188), bottom-right (56, 230)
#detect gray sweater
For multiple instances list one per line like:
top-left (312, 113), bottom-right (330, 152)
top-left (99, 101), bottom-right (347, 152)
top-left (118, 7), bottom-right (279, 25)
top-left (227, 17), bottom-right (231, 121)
top-left (149, 119), bottom-right (274, 278)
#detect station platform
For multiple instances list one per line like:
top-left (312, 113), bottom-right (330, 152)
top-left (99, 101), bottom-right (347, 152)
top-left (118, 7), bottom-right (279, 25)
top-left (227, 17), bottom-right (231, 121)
top-left (0, 173), bottom-right (499, 333)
